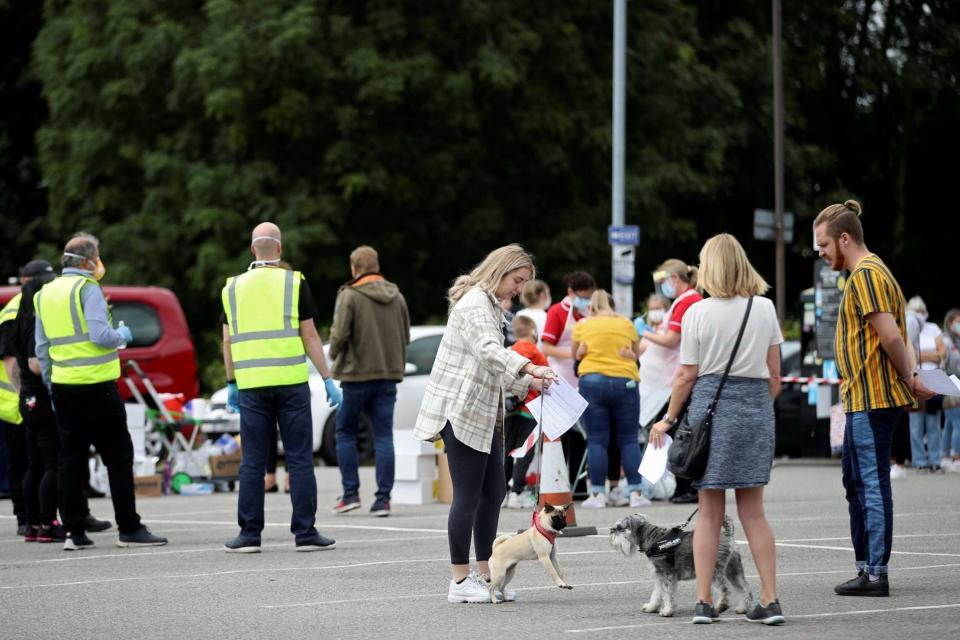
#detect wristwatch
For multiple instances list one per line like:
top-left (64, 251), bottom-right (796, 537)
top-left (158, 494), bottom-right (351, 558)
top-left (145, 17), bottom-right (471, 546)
top-left (661, 413), bottom-right (678, 426)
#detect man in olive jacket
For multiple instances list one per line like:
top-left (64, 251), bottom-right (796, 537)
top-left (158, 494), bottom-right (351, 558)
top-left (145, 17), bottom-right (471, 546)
top-left (328, 246), bottom-right (410, 516)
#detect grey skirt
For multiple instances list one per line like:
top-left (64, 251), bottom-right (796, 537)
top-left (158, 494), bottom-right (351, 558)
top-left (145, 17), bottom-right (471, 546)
top-left (686, 374), bottom-right (775, 490)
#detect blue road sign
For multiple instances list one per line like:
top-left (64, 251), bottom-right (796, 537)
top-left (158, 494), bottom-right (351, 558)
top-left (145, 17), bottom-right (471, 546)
top-left (608, 225), bottom-right (640, 246)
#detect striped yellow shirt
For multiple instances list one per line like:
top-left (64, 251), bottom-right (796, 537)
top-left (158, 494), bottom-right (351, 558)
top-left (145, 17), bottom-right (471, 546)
top-left (835, 254), bottom-right (913, 413)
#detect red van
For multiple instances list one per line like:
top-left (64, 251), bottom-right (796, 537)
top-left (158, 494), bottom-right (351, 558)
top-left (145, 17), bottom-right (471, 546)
top-left (0, 285), bottom-right (198, 400)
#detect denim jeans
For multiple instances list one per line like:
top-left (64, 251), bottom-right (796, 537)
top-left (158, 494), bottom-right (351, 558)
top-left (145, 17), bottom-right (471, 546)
top-left (238, 383), bottom-right (317, 541)
top-left (578, 373), bottom-right (642, 494)
top-left (942, 407), bottom-right (960, 458)
top-left (842, 409), bottom-right (899, 575)
top-left (908, 410), bottom-right (942, 467)
top-left (335, 380), bottom-right (397, 500)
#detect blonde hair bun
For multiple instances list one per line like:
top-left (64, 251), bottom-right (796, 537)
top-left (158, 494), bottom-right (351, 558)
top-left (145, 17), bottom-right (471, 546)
top-left (843, 200), bottom-right (862, 216)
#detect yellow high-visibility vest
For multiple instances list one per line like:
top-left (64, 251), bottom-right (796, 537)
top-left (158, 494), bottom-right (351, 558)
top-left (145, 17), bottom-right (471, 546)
top-left (35, 276), bottom-right (120, 385)
top-left (221, 268), bottom-right (308, 390)
top-left (0, 293), bottom-right (23, 424)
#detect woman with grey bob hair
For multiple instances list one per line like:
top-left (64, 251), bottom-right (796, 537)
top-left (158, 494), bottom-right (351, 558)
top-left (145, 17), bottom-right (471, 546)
top-left (649, 233), bottom-right (785, 625)
top-left (414, 244), bottom-right (558, 604)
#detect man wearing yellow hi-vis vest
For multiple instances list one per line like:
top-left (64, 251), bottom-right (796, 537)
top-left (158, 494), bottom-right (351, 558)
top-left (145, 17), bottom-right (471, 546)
top-left (1, 282), bottom-right (25, 533)
top-left (35, 232), bottom-right (167, 551)
top-left (221, 222), bottom-right (341, 553)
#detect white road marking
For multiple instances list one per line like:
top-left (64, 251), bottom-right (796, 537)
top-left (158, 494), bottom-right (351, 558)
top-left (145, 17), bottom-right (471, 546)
top-left (771, 541), bottom-right (960, 558)
top-left (563, 602), bottom-right (960, 633)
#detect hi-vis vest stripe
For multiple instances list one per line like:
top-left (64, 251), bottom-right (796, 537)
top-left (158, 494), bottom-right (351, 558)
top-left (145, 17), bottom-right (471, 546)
top-left (35, 275), bottom-right (120, 385)
top-left (0, 293), bottom-right (23, 424)
top-left (222, 268), bottom-right (307, 390)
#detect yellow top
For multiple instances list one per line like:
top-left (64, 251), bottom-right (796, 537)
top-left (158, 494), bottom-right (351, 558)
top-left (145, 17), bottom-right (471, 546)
top-left (572, 315), bottom-right (640, 381)
top-left (834, 254), bottom-right (913, 413)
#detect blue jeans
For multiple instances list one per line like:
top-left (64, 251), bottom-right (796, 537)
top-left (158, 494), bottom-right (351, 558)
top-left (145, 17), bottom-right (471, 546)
top-left (842, 409), bottom-right (899, 575)
top-left (941, 407), bottom-right (960, 458)
top-left (908, 409), bottom-right (942, 467)
top-left (578, 373), bottom-right (642, 494)
top-left (335, 380), bottom-right (397, 500)
top-left (237, 383), bottom-right (317, 541)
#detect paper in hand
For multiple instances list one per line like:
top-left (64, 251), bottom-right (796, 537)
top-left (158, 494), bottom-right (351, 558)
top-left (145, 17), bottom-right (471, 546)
top-left (525, 379), bottom-right (589, 440)
top-left (639, 435), bottom-right (672, 484)
top-left (917, 369), bottom-right (960, 396)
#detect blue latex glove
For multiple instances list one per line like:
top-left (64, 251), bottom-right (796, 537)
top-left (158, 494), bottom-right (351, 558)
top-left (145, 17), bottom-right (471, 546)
top-left (226, 381), bottom-right (239, 413)
top-left (324, 378), bottom-right (342, 409)
top-left (116, 324), bottom-right (133, 345)
top-left (634, 317), bottom-right (651, 336)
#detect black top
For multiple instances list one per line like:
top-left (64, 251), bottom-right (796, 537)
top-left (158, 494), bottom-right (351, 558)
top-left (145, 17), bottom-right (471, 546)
top-left (220, 273), bottom-right (318, 326)
top-left (3, 280), bottom-right (48, 397)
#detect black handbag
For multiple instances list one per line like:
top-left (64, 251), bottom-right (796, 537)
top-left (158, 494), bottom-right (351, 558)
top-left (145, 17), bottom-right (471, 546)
top-left (668, 296), bottom-right (754, 480)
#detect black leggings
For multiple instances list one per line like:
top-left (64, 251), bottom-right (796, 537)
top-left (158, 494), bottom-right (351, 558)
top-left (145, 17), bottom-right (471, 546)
top-left (21, 394), bottom-right (59, 526)
top-left (504, 413), bottom-right (536, 494)
top-left (441, 423), bottom-right (506, 564)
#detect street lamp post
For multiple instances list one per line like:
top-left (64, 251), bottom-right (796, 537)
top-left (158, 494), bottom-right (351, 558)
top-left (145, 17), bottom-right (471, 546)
top-left (773, 0), bottom-right (786, 324)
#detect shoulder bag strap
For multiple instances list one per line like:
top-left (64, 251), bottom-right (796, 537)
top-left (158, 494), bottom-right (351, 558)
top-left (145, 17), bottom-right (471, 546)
top-left (709, 296), bottom-right (754, 406)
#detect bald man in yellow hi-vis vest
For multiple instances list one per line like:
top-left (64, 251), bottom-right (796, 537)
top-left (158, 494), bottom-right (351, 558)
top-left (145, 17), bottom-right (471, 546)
top-left (35, 233), bottom-right (168, 551)
top-left (221, 222), bottom-right (342, 553)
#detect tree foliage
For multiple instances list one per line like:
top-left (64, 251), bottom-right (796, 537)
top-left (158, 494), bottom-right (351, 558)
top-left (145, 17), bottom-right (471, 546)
top-left (0, 0), bottom-right (956, 390)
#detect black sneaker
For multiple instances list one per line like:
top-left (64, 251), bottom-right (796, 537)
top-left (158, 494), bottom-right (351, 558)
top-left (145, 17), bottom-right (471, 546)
top-left (370, 497), bottom-right (391, 517)
top-left (224, 536), bottom-right (262, 553)
top-left (670, 491), bottom-right (699, 505)
top-left (16, 523), bottom-right (30, 536)
top-left (332, 494), bottom-right (361, 514)
top-left (84, 514), bottom-right (112, 532)
top-left (64, 532), bottom-right (95, 551)
top-left (692, 601), bottom-right (719, 624)
top-left (37, 523), bottom-right (68, 543)
top-left (116, 526), bottom-right (168, 548)
top-left (295, 533), bottom-right (336, 552)
top-left (23, 526), bottom-right (40, 542)
top-left (834, 572), bottom-right (888, 597)
top-left (745, 600), bottom-right (785, 625)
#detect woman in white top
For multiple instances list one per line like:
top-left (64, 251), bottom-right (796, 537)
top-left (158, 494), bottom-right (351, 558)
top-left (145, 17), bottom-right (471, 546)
top-left (906, 296), bottom-right (946, 470)
top-left (516, 279), bottom-right (551, 345)
top-left (650, 233), bottom-right (784, 625)
top-left (413, 244), bottom-right (557, 604)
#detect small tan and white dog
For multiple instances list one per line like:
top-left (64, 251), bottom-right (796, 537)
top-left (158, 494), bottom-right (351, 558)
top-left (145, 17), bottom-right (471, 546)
top-left (487, 503), bottom-right (574, 603)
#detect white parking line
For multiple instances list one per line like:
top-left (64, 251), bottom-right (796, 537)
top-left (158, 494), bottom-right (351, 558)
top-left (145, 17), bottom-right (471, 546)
top-left (772, 542), bottom-right (960, 558)
top-left (563, 602), bottom-right (960, 633)
top-left (258, 563), bottom-right (960, 610)
top-left (777, 532), bottom-right (960, 543)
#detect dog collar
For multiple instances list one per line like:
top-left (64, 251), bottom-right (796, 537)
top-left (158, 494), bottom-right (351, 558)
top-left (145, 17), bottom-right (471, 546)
top-left (533, 512), bottom-right (557, 545)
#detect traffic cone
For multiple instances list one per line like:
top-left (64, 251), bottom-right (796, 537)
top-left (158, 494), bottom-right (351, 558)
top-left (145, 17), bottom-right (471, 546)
top-left (533, 435), bottom-right (596, 537)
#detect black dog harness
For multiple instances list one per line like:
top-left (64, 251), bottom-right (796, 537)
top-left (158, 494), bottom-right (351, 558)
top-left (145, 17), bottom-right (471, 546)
top-left (645, 508), bottom-right (698, 565)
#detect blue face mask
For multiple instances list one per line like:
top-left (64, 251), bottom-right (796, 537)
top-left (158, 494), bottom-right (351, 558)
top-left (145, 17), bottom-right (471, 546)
top-left (573, 296), bottom-right (590, 311)
top-left (660, 279), bottom-right (676, 299)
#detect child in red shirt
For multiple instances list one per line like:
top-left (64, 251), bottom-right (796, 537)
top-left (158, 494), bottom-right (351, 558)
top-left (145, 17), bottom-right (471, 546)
top-left (503, 316), bottom-right (548, 508)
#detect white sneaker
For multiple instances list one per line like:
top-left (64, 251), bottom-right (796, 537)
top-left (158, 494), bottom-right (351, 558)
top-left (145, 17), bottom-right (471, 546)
top-left (581, 493), bottom-right (607, 509)
top-left (507, 492), bottom-right (535, 509)
top-left (629, 491), bottom-right (652, 508)
top-left (946, 460), bottom-right (960, 473)
top-left (606, 486), bottom-right (629, 507)
top-left (477, 573), bottom-right (517, 602)
top-left (448, 572), bottom-right (491, 603)
top-left (890, 464), bottom-right (908, 480)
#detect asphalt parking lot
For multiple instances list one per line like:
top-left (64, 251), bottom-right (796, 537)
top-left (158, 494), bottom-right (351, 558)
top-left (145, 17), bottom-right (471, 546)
top-left (1, 463), bottom-right (958, 640)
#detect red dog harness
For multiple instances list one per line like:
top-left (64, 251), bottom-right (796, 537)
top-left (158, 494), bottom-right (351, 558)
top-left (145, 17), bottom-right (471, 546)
top-left (532, 512), bottom-right (557, 546)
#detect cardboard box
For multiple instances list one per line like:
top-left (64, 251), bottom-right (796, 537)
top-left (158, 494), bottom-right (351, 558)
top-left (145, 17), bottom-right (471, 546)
top-left (436, 452), bottom-right (452, 504)
top-left (209, 451), bottom-right (242, 478)
top-left (133, 474), bottom-right (163, 498)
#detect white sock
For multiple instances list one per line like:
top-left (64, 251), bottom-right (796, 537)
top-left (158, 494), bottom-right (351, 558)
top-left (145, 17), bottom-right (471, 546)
top-left (868, 573), bottom-right (880, 582)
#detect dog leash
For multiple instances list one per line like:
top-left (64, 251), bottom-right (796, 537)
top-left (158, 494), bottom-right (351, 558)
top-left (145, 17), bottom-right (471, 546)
top-left (678, 508), bottom-right (698, 530)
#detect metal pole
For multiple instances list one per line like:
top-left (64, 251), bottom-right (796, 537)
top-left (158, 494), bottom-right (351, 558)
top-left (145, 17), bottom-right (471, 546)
top-left (772, 0), bottom-right (786, 324)
top-left (612, 0), bottom-right (633, 316)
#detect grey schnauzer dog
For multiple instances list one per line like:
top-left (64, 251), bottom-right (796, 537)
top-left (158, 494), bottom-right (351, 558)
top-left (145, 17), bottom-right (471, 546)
top-left (609, 513), bottom-right (753, 617)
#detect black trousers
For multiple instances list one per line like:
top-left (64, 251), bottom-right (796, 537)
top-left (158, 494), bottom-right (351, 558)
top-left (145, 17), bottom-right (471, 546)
top-left (53, 381), bottom-right (141, 535)
top-left (1, 419), bottom-right (27, 524)
top-left (441, 423), bottom-right (505, 565)
top-left (504, 413), bottom-right (536, 494)
top-left (21, 391), bottom-right (60, 526)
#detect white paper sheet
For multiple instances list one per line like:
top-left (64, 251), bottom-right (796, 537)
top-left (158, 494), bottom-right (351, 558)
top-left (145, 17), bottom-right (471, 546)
top-left (524, 379), bottom-right (589, 440)
top-left (917, 369), bottom-right (960, 396)
top-left (639, 435), bottom-right (672, 484)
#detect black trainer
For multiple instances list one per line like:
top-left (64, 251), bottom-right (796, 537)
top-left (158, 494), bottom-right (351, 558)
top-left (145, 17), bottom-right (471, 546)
top-left (745, 600), bottom-right (785, 625)
top-left (835, 572), bottom-right (889, 597)
top-left (117, 526), bottom-right (168, 548)
top-left (64, 532), bottom-right (95, 551)
top-left (670, 491), bottom-right (699, 505)
top-left (224, 536), bottom-right (262, 553)
top-left (692, 601), bottom-right (719, 624)
top-left (370, 497), bottom-right (391, 517)
top-left (84, 514), bottom-right (112, 532)
top-left (16, 523), bottom-right (29, 536)
top-left (295, 533), bottom-right (336, 552)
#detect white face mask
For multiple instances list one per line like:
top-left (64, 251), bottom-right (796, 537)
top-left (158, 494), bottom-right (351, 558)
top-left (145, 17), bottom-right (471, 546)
top-left (248, 236), bottom-right (281, 270)
top-left (648, 309), bottom-right (665, 325)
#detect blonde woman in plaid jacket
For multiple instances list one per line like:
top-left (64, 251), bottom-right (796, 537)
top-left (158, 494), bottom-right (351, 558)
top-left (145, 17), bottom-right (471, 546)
top-left (414, 244), bottom-right (558, 603)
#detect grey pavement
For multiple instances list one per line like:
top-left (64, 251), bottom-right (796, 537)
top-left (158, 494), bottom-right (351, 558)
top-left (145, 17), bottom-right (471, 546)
top-left (1, 463), bottom-right (958, 639)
